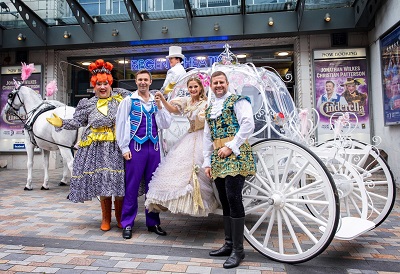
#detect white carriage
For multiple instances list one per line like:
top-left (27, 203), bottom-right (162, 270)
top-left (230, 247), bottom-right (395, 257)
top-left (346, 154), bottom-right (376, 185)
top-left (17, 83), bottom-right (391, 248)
top-left (164, 44), bottom-right (396, 263)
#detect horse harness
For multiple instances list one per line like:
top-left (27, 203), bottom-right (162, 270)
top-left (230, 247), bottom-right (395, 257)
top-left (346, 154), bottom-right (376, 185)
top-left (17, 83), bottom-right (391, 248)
top-left (7, 85), bottom-right (79, 151)
top-left (24, 102), bottom-right (57, 147)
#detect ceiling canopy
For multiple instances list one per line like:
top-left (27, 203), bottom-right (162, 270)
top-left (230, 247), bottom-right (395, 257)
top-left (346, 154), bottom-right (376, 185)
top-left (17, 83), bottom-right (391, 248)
top-left (0, 0), bottom-right (382, 50)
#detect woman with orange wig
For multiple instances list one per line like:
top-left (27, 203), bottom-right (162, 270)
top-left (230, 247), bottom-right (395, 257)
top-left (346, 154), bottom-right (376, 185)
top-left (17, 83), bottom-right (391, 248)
top-left (47, 59), bottom-right (129, 231)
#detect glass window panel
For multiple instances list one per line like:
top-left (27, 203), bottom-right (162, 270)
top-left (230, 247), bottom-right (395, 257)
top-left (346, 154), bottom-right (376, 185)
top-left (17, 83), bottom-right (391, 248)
top-left (79, 0), bottom-right (106, 15)
top-left (134, 0), bottom-right (147, 12)
top-left (305, 0), bottom-right (356, 10)
top-left (112, 0), bottom-right (128, 13)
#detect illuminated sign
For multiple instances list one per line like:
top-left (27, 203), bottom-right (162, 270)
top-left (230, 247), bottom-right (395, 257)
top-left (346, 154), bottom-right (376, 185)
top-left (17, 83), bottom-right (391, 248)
top-left (13, 143), bottom-right (25, 149)
top-left (131, 55), bottom-right (220, 71)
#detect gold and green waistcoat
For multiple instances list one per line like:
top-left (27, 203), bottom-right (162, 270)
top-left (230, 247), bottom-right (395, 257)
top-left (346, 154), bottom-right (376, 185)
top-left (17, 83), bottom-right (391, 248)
top-left (205, 94), bottom-right (256, 179)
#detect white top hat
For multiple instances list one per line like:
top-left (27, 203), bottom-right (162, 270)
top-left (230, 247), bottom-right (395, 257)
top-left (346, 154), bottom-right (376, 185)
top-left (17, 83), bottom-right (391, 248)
top-left (166, 46), bottom-right (185, 59)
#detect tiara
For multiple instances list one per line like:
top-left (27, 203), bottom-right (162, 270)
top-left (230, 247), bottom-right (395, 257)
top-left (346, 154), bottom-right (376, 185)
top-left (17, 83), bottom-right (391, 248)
top-left (91, 67), bottom-right (111, 75)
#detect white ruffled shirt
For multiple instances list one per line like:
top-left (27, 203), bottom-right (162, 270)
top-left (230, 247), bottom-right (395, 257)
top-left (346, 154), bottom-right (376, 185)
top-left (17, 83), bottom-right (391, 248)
top-left (161, 63), bottom-right (186, 90)
top-left (202, 92), bottom-right (254, 168)
top-left (115, 91), bottom-right (172, 154)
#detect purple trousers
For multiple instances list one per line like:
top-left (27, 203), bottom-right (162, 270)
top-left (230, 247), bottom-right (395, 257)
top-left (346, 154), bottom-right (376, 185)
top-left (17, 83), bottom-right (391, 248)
top-left (121, 140), bottom-right (161, 228)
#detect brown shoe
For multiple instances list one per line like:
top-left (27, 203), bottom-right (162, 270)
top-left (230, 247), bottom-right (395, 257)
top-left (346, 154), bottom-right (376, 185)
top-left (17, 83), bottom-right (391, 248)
top-left (100, 198), bottom-right (112, 231)
top-left (114, 198), bottom-right (123, 229)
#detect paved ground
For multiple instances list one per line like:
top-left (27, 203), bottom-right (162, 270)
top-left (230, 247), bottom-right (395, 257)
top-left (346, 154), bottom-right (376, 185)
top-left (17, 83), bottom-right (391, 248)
top-left (0, 168), bottom-right (400, 274)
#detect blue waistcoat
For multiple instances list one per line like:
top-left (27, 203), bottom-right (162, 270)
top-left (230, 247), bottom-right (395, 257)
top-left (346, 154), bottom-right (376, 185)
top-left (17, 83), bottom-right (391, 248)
top-left (129, 98), bottom-right (159, 144)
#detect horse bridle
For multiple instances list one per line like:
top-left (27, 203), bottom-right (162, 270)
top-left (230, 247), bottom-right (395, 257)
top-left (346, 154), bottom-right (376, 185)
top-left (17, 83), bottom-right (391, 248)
top-left (6, 86), bottom-right (27, 123)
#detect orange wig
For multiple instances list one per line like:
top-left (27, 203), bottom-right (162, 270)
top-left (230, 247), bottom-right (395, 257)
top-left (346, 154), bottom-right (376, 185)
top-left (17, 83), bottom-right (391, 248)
top-left (88, 59), bottom-right (114, 87)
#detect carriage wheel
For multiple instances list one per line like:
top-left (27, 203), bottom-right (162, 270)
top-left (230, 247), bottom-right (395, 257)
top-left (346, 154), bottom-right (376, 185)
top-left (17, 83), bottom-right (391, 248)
top-left (318, 139), bottom-right (395, 227)
top-left (243, 139), bottom-right (339, 263)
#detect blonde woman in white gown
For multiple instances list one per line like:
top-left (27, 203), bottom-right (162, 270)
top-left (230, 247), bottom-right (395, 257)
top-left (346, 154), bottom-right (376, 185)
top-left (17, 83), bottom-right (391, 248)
top-left (145, 77), bottom-right (219, 216)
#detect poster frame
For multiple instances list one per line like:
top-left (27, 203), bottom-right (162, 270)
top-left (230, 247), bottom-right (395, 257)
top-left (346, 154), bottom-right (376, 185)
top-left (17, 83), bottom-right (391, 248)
top-left (380, 22), bottom-right (400, 126)
top-left (0, 64), bottom-right (43, 152)
top-left (312, 48), bottom-right (370, 143)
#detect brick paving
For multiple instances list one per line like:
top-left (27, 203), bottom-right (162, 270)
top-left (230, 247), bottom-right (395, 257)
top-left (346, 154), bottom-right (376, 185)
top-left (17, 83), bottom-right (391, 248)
top-left (0, 168), bottom-right (400, 273)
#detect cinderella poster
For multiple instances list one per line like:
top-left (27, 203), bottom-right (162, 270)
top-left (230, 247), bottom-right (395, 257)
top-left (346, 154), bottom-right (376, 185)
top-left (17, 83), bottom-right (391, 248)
top-left (313, 48), bottom-right (370, 143)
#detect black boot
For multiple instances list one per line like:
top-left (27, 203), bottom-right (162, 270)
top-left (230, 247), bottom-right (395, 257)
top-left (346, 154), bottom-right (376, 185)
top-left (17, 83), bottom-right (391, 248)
top-left (209, 216), bottom-right (232, 256)
top-left (223, 217), bottom-right (245, 269)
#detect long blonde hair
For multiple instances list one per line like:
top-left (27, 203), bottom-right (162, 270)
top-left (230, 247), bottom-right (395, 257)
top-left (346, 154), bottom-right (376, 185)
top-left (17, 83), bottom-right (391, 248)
top-left (187, 77), bottom-right (207, 101)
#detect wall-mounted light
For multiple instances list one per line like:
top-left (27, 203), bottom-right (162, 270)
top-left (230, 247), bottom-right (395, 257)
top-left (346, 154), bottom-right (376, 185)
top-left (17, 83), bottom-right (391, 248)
top-left (268, 17), bottom-right (274, 26)
top-left (277, 51), bottom-right (289, 57)
top-left (237, 54), bottom-right (247, 59)
top-left (17, 33), bottom-right (26, 41)
top-left (161, 26), bottom-right (168, 34)
top-left (214, 23), bottom-right (220, 31)
top-left (324, 13), bottom-right (331, 22)
top-left (82, 61), bottom-right (91, 66)
top-left (63, 31), bottom-right (71, 39)
top-left (118, 60), bottom-right (130, 64)
top-left (112, 29), bottom-right (119, 36)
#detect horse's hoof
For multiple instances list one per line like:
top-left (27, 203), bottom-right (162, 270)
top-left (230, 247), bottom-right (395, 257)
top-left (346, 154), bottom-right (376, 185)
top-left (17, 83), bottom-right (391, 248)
top-left (41, 186), bottom-right (50, 190)
top-left (24, 187), bottom-right (33, 191)
top-left (59, 182), bottom-right (67, 186)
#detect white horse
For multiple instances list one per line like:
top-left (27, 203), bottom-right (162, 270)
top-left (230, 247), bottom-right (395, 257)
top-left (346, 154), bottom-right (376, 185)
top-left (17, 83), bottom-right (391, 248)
top-left (3, 83), bottom-right (79, 190)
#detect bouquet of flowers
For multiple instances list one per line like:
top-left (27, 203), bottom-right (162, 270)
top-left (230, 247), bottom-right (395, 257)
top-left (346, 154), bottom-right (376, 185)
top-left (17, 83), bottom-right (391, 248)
top-left (273, 112), bottom-right (286, 127)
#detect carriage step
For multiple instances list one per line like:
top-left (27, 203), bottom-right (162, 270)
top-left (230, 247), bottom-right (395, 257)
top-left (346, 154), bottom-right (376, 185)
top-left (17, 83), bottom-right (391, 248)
top-left (320, 217), bottom-right (375, 240)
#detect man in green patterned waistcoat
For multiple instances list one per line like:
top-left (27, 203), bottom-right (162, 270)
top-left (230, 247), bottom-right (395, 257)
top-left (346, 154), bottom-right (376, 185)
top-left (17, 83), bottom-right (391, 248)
top-left (203, 70), bottom-right (256, 269)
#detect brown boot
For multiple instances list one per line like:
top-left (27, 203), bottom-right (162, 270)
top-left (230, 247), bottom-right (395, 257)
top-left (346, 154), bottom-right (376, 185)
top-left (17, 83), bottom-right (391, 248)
top-left (114, 198), bottom-right (123, 229)
top-left (100, 197), bottom-right (112, 231)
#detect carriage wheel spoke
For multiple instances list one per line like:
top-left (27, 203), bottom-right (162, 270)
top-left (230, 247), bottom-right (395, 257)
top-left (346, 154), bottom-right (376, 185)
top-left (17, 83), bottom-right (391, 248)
top-left (248, 176), bottom-right (272, 196)
top-left (283, 207), bottom-right (319, 244)
top-left (362, 180), bottom-right (388, 186)
top-left (354, 152), bottom-right (370, 168)
top-left (256, 151), bottom-right (277, 191)
top-left (254, 174), bottom-right (273, 194)
top-left (351, 184), bottom-right (382, 216)
top-left (285, 203), bottom-right (327, 227)
top-left (286, 179), bottom-right (324, 197)
top-left (277, 210), bottom-right (284, 254)
top-left (263, 209), bottom-right (276, 247)
top-left (364, 165), bottom-right (382, 174)
top-left (245, 201), bottom-right (271, 215)
top-left (272, 146), bottom-right (279, 190)
top-left (286, 198), bottom-right (329, 205)
top-left (281, 208), bottom-right (303, 254)
top-left (279, 149), bottom-right (293, 191)
top-left (349, 195), bottom-right (363, 216)
top-left (248, 206), bottom-right (273, 234)
top-left (365, 190), bottom-right (388, 201)
top-left (366, 201), bottom-right (381, 215)
top-left (243, 194), bottom-right (270, 201)
top-left (282, 162), bottom-right (311, 193)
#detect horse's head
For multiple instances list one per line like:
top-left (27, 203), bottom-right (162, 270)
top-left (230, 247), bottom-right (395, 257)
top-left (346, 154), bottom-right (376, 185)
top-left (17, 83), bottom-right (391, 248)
top-left (4, 79), bottom-right (24, 115)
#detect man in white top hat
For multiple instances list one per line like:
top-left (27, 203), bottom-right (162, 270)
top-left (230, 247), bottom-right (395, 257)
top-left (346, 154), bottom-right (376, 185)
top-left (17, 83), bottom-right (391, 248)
top-left (162, 46), bottom-right (186, 95)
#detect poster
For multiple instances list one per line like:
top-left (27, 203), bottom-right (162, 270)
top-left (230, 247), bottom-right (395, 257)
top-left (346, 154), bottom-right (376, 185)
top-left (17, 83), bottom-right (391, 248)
top-left (0, 65), bottom-right (42, 152)
top-left (380, 23), bottom-right (400, 125)
top-left (313, 48), bottom-right (370, 143)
